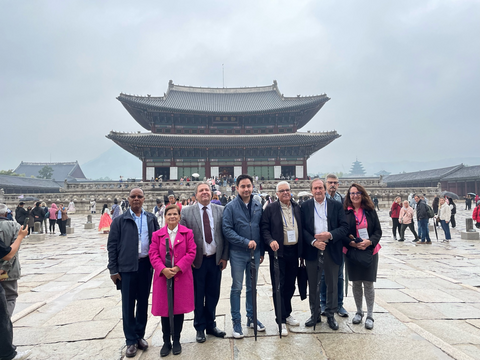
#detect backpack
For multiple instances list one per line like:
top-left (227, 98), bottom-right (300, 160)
top-left (44, 207), bottom-right (50, 219)
top-left (426, 204), bottom-right (435, 218)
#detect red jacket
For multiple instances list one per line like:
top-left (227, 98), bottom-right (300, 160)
top-left (473, 206), bottom-right (480, 222)
top-left (390, 202), bottom-right (402, 218)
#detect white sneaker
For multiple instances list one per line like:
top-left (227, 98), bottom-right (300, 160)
top-left (286, 315), bottom-right (300, 326)
top-left (14, 350), bottom-right (32, 360)
top-left (281, 323), bottom-right (288, 336)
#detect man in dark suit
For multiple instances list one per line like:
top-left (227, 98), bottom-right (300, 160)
top-left (180, 182), bottom-right (229, 343)
top-left (107, 188), bottom-right (160, 358)
top-left (301, 179), bottom-right (349, 330)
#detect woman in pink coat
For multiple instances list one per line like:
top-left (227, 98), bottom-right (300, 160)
top-left (149, 204), bottom-right (196, 357)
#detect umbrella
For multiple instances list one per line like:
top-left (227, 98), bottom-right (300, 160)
top-left (432, 218), bottom-right (438, 241)
top-left (273, 250), bottom-right (282, 338)
top-left (215, 191), bottom-right (221, 195)
top-left (192, 173), bottom-right (200, 178)
top-left (165, 237), bottom-right (174, 337)
top-left (313, 246), bottom-right (324, 331)
top-left (440, 191), bottom-right (459, 200)
top-left (18, 196), bottom-right (39, 201)
top-left (468, 193), bottom-right (477, 197)
top-left (250, 249), bottom-right (258, 341)
top-left (298, 191), bottom-right (312, 197)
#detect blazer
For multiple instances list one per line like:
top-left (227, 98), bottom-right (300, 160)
top-left (300, 197), bottom-right (349, 265)
top-left (107, 209), bottom-right (160, 274)
top-left (261, 199), bottom-right (303, 258)
top-left (180, 203), bottom-right (229, 268)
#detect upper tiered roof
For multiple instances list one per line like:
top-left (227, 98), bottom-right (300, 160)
top-left (117, 80), bottom-right (329, 130)
top-left (14, 161), bottom-right (87, 181)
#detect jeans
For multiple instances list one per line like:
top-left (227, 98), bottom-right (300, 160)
top-left (0, 284), bottom-right (16, 360)
top-left (440, 220), bottom-right (451, 240)
top-left (418, 218), bottom-right (431, 242)
top-left (229, 249), bottom-right (260, 323)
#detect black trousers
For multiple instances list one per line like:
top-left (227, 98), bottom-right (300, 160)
top-left (193, 255), bottom-right (222, 331)
top-left (450, 214), bottom-right (456, 228)
top-left (392, 218), bottom-right (401, 237)
top-left (400, 223), bottom-right (419, 240)
top-left (49, 219), bottom-right (56, 232)
top-left (120, 257), bottom-right (153, 346)
top-left (161, 314), bottom-right (184, 342)
top-left (306, 249), bottom-right (339, 318)
top-left (0, 285), bottom-right (16, 360)
top-left (269, 245), bottom-right (298, 324)
top-left (57, 219), bottom-right (66, 235)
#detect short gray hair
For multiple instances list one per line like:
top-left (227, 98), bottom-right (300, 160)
top-left (194, 181), bottom-right (212, 196)
top-left (276, 181), bottom-right (290, 192)
top-left (325, 174), bottom-right (338, 181)
top-left (0, 204), bottom-right (7, 215)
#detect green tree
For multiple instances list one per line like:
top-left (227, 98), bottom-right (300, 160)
top-left (38, 166), bottom-right (54, 179)
top-left (0, 169), bottom-right (22, 176)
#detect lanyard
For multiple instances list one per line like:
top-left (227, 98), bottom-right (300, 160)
top-left (134, 211), bottom-right (143, 241)
top-left (314, 200), bottom-right (327, 220)
top-left (280, 206), bottom-right (295, 227)
top-left (354, 209), bottom-right (365, 226)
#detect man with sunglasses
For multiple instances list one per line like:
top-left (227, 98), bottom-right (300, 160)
top-left (323, 174), bottom-right (349, 318)
top-left (108, 188), bottom-right (160, 358)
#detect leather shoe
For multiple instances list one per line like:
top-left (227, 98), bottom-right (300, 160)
top-left (160, 342), bottom-right (171, 357)
top-left (137, 338), bottom-right (149, 350)
top-left (125, 344), bottom-right (138, 358)
top-left (305, 315), bottom-right (321, 327)
top-left (337, 307), bottom-right (349, 317)
top-left (327, 316), bottom-right (339, 330)
top-left (196, 330), bottom-right (206, 343)
top-left (206, 327), bottom-right (226, 338)
top-left (172, 341), bottom-right (182, 355)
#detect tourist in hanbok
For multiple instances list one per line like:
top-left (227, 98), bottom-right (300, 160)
top-left (149, 204), bottom-right (196, 356)
top-left (67, 200), bottom-right (76, 214)
top-left (99, 204), bottom-right (112, 233)
top-left (111, 199), bottom-right (122, 221)
top-left (90, 199), bottom-right (97, 214)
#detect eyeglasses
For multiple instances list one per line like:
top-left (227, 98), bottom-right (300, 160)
top-left (327, 181), bottom-right (339, 185)
top-left (277, 189), bottom-right (291, 193)
top-left (130, 195), bottom-right (144, 199)
top-left (349, 192), bottom-right (362, 197)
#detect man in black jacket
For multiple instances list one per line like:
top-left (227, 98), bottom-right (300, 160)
top-left (14, 203), bottom-right (27, 225)
top-left (301, 179), bottom-right (349, 330)
top-left (261, 181), bottom-right (302, 336)
top-left (414, 195), bottom-right (431, 244)
top-left (107, 188), bottom-right (160, 358)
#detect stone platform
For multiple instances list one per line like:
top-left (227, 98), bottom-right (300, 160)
top-left (9, 208), bottom-right (480, 360)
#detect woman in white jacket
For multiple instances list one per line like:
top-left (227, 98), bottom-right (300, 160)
top-left (438, 198), bottom-right (452, 242)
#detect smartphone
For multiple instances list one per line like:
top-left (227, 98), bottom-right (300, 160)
top-left (23, 217), bottom-right (29, 230)
top-left (116, 279), bottom-right (122, 291)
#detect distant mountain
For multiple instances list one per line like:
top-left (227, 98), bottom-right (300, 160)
top-left (81, 146), bottom-right (141, 180)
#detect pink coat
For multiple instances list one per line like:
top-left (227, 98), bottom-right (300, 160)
top-left (149, 224), bottom-right (196, 317)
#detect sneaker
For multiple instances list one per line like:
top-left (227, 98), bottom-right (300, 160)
top-left (13, 350), bottom-right (32, 360)
top-left (246, 317), bottom-right (266, 332)
top-left (412, 239), bottom-right (419, 242)
top-left (337, 307), bottom-right (349, 317)
top-left (281, 323), bottom-right (288, 336)
top-left (232, 321), bottom-right (244, 339)
top-left (393, 236), bottom-right (397, 240)
top-left (286, 315), bottom-right (300, 326)
top-left (320, 305), bottom-right (326, 316)
top-left (425, 241), bottom-right (432, 244)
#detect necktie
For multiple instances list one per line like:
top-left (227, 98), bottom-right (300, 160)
top-left (202, 206), bottom-right (213, 244)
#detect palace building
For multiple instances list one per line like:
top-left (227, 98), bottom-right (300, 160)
top-left (107, 80), bottom-right (340, 181)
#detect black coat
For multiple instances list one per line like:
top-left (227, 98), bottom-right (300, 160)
top-left (31, 206), bottom-right (45, 222)
top-left (107, 209), bottom-right (160, 274)
top-left (15, 206), bottom-right (28, 224)
top-left (301, 198), bottom-right (349, 265)
top-left (342, 208), bottom-right (382, 282)
top-left (261, 200), bottom-right (302, 258)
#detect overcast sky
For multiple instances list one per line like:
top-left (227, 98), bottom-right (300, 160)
top-left (1, 0), bottom-right (479, 176)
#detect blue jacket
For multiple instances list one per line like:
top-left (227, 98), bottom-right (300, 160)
top-left (222, 195), bottom-right (264, 255)
top-left (107, 209), bottom-right (159, 274)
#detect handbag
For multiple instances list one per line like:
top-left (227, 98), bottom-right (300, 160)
top-left (346, 247), bottom-right (373, 268)
top-left (476, 222), bottom-right (480, 229)
top-left (296, 264), bottom-right (308, 300)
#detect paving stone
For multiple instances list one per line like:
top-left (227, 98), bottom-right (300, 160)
top-left (400, 289), bottom-right (464, 303)
top-left (376, 289), bottom-right (418, 303)
top-left (414, 320), bottom-right (480, 345)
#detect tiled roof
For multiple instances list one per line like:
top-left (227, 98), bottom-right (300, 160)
top-left (442, 165), bottom-right (480, 180)
top-left (383, 165), bottom-right (464, 183)
top-left (13, 161), bottom-right (87, 181)
top-left (106, 131), bottom-right (340, 150)
top-left (117, 81), bottom-right (329, 130)
top-left (0, 175), bottom-right (62, 189)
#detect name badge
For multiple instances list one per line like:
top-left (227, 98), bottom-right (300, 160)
top-left (138, 237), bottom-right (142, 254)
top-left (358, 228), bottom-right (369, 240)
top-left (287, 230), bottom-right (296, 243)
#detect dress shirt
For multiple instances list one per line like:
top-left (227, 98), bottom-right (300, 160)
top-left (197, 202), bottom-right (217, 256)
top-left (167, 225), bottom-right (178, 266)
top-left (130, 209), bottom-right (149, 259)
top-left (280, 201), bottom-right (298, 245)
top-left (326, 192), bottom-right (343, 203)
top-left (312, 199), bottom-right (330, 245)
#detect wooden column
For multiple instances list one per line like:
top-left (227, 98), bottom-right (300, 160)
top-left (142, 161), bottom-right (146, 182)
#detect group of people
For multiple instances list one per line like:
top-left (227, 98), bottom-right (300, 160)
top-left (14, 201), bottom-right (72, 237)
top-left (107, 174), bottom-right (382, 358)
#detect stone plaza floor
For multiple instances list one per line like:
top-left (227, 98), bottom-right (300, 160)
top-left (9, 207), bottom-right (480, 360)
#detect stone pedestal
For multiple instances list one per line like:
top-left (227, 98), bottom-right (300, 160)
top-left (66, 227), bottom-right (74, 234)
top-left (428, 224), bottom-right (434, 231)
top-left (28, 233), bottom-right (45, 241)
top-left (84, 223), bottom-right (96, 230)
top-left (461, 231), bottom-right (479, 240)
top-left (66, 218), bottom-right (74, 234)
